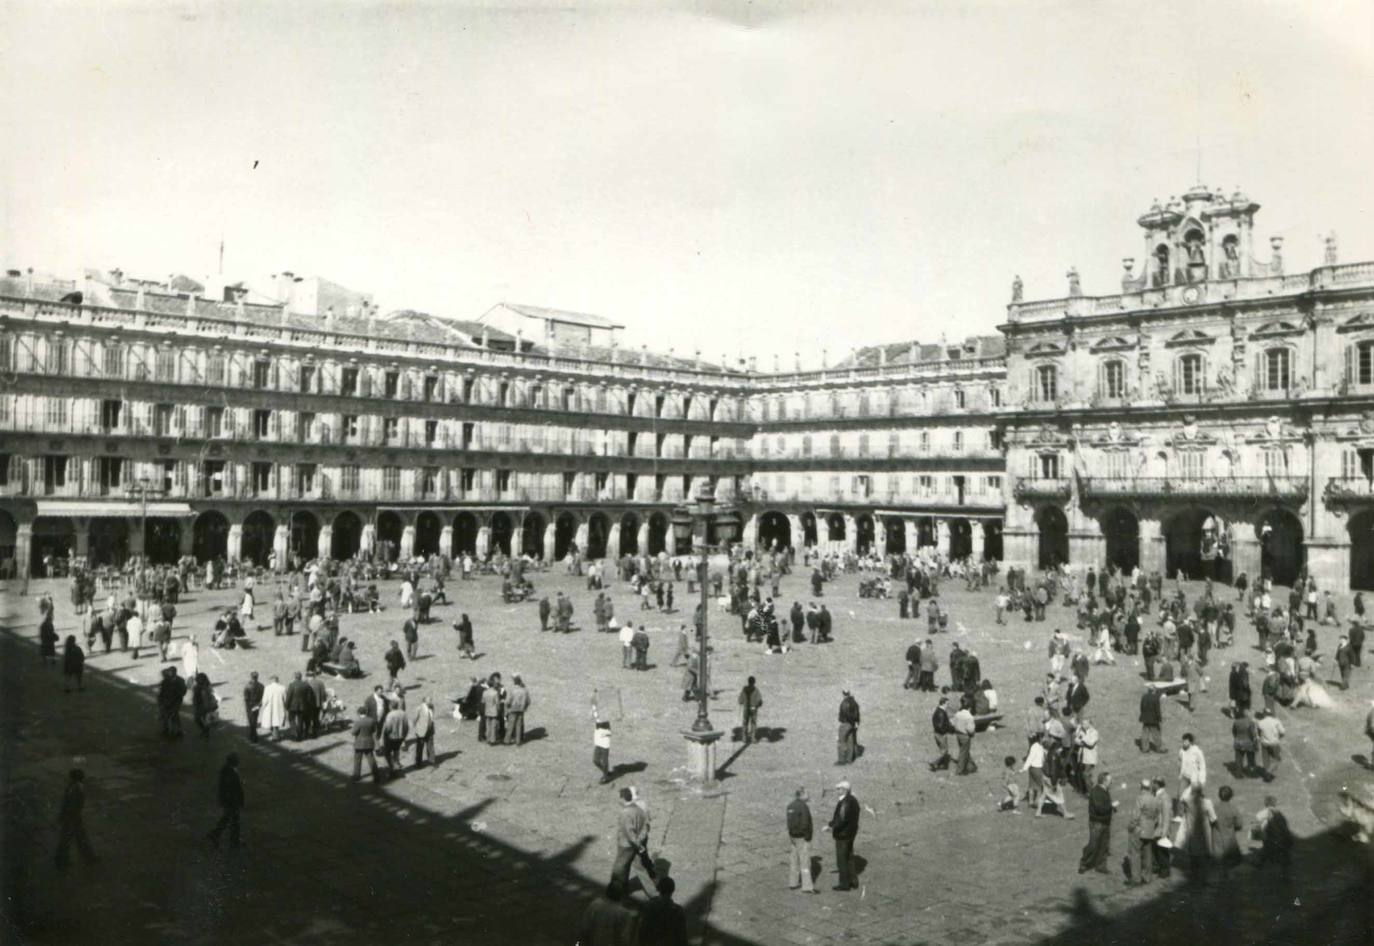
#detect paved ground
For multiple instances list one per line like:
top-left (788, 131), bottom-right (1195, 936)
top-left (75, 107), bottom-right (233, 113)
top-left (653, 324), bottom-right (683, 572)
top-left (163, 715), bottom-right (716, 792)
top-left (2, 565), bottom-right (1372, 945)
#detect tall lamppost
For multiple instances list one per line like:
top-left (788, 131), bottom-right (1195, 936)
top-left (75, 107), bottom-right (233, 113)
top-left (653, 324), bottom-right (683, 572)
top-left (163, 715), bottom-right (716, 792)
top-left (670, 482), bottom-right (741, 784)
top-left (125, 475), bottom-right (166, 609)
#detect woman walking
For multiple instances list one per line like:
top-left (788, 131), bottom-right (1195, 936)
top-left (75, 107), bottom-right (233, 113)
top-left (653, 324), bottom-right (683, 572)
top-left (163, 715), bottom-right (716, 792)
top-left (62, 636), bottom-right (85, 693)
top-left (40, 611), bottom-right (59, 667)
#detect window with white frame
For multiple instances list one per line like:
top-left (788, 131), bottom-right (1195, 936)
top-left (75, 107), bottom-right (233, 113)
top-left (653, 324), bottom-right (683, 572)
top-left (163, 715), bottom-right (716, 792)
top-left (1264, 348), bottom-right (1291, 392)
top-left (1101, 359), bottom-right (1125, 399)
top-left (1263, 448), bottom-right (1288, 476)
top-left (1177, 353), bottom-right (1204, 395)
top-left (1178, 451), bottom-right (1206, 479)
top-left (1353, 340), bottom-right (1374, 387)
top-left (1035, 364), bottom-right (1058, 403)
top-left (953, 430), bottom-right (964, 452)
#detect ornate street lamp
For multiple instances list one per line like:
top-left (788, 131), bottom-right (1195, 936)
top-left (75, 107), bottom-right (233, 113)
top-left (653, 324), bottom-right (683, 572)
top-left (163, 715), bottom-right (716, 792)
top-left (124, 475), bottom-right (166, 612)
top-left (671, 482), bottom-right (740, 784)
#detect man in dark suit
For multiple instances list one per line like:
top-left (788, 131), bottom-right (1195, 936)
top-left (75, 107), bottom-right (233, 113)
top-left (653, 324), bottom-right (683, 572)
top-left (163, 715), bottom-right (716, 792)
top-left (207, 753), bottom-right (244, 849)
top-left (1138, 684), bottom-right (1164, 752)
top-left (285, 672), bottom-right (307, 741)
top-left (1066, 676), bottom-right (1090, 716)
top-left (930, 697), bottom-right (954, 770)
top-left (243, 671), bottom-right (264, 743)
top-left (351, 707), bottom-right (381, 782)
top-left (306, 670), bottom-right (327, 737)
top-left (364, 684), bottom-right (389, 738)
top-left (824, 780), bottom-right (861, 891)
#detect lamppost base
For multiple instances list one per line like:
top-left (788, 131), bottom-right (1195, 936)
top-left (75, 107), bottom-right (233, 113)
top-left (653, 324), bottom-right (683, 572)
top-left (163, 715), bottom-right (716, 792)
top-left (681, 729), bottom-right (724, 785)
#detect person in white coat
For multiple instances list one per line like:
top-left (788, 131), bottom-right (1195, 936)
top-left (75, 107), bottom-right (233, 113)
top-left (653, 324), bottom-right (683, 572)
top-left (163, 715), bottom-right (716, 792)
top-left (181, 635), bottom-right (200, 681)
top-left (259, 674), bottom-right (289, 740)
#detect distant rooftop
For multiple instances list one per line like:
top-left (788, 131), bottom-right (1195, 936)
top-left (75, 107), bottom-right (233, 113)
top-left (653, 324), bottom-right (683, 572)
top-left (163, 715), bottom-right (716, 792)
top-left (484, 302), bottom-right (625, 330)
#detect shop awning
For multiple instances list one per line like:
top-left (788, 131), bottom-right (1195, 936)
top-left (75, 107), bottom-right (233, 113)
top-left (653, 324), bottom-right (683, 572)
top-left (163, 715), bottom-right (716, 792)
top-left (35, 500), bottom-right (196, 519)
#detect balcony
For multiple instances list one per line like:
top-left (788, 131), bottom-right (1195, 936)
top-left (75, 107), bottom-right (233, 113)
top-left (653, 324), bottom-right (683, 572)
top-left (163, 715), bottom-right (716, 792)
top-left (1012, 477), bottom-right (1072, 501)
top-left (1080, 476), bottom-right (1308, 501)
top-left (1323, 477), bottom-right (1374, 506)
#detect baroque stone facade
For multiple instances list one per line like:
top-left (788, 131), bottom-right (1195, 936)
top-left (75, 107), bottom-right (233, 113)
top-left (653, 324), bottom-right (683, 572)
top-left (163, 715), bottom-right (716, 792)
top-left (3, 183), bottom-right (1372, 590)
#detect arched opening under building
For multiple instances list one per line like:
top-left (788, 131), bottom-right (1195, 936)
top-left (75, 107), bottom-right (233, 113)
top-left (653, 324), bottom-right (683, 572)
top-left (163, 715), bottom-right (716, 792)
top-left (855, 514), bottom-right (876, 555)
top-left (1258, 508), bottom-right (1305, 588)
top-left (241, 510), bottom-right (275, 567)
top-left (1103, 507), bottom-right (1140, 575)
top-left (948, 518), bottom-right (973, 560)
top-left (883, 517), bottom-right (906, 556)
top-left (1165, 508), bottom-right (1232, 583)
top-left (144, 517), bottom-right (183, 565)
top-left (916, 517), bottom-right (936, 549)
top-left (522, 513), bottom-right (547, 560)
top-left (982, 519), bottom-right (1003, 562)
top-left (193, 511), bottom-right (229, 563)
top-left (289, 511), bottom-right (319, 565)
top-left (88, 518), bottom-right (129, 567)
top-left (619, 513), bottom-right (640, 556)
top-left (758, 511), bottom-right (790, 551)
top-left (376, 511), bottom-right (403, 563)
top-left (647, 513), bottom-right (668, 556)
top-left (586, 512), bottom-right (609, 558)
top-left (490, 512), bottom-right (514, 556)
top-left (31, 517), bottom-right (75, 576)
top-left (826, 513), bottom-right (846, 543)
top-left (555, 512), bottom-right (578, 560)
top-left (331, 510), bottom-right (362, 560)
top-left (1349, 510), bottom-right (1374, 591)
top-left (0, 510), bottom-right (16, 574)
top-left (800, 512), bottom-right (818, 547)
top-left (453, 512), bottom-right (479, 556)
top-left (414, 511), bottom-right (442, 558)
top-left (1036, 506), bottom-right (1069, 571)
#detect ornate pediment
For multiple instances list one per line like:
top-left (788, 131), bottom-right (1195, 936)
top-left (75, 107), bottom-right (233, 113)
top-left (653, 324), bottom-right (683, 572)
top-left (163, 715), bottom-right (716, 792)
top-left (1242, 415), bottom-right (1305, 445)
top-left (1167, 414), bottom-right (1217, 447)
top-left (1089, 335), bottom-right (1135, 353)
top-left (1024, 340), bottom-right (1067, 358)
top-left (1250, 320), bottom-right (1305, 339)
top-left (1337, 312), bottom-right (1374, 334)
top-left (1165, 329), bottom-right (1215, 347)
top-left (1091, 420), bottom-right (1140, 448)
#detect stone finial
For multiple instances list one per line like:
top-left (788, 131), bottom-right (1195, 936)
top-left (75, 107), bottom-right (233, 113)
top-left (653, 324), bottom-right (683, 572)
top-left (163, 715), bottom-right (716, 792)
top-left (1270, 236), bottom-right (1284, 274)
top-left (1324, 232), bottom-right (1339, 267)
top-left (821, 347), bottom-right (828, 369)
top-left (1066, 267), bottom-right (1082, 297)
top-left (794, 352), bottom-right (801, 371)
top-left (1011, 274), bottom-right (1023, 302)
top-left (772, 353), bottom-right (779, 373)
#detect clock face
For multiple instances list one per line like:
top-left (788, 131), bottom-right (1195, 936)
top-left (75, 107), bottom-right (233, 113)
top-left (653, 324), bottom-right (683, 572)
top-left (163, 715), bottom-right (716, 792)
top-left (1182, 286), bottom-right (1200, 304)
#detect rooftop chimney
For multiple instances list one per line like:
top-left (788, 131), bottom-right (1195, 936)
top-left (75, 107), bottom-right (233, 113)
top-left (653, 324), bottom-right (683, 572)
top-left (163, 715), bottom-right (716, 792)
top-left (640, 344), bottom-right (649, 366)
top-left (26, 267), bottom-right (34, 296)
top-left (821, 347), bottom-right (828, 369)
top-left (695, 349), bottom-right (702, 370)
top-left (325, 305), bottom-right (336, 333)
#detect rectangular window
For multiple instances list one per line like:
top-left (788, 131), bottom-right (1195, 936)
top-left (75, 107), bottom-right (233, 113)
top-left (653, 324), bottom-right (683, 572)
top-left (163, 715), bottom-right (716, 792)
top-left (156, 349), bottom-right (176, 382)
top-left (1264, 449), bottom-right (1288, 476)
top-left (461, 468), bottom-right (476, 492)
top-left (425, 420), bottom-right (439, 446)
top-left (1179, 451), bottom-right (1205, 479)
top-left (98, 457), bottom-right (123, 495)
top-left (154, 404), bottom-right (174, 437)
top-left (920, 431), bottom-right (930, 451)
top-left (44, 455), bottom-right (69, 492)
top-left (251, 462), bottom-right (272, 494)
top-left (384, 370), bottom-right (399, 398)
top-left (953, 431), bottom-right (964, 452)
top-left (991, 387), bottom-right (1002, 407)
top-left (45, 397), bottom-right (68, 428)
top-left (1359, 342), bottom-right (1374, 386)
top-left (987, 475), bottom-right (1002, 493)
top-left (340, 465), bottom-right (360, 492)
top-left (296, 463), bottom-right (316, 496)
top-left (382, 466), bottom-right (401, 495)
top-left (918, 475), bottom-right (933, 495)
top-left (383, 417), bottom-right (400, 443)
top-left (206, 406), bottom-right (224, 438)
top-left (1265, 349), bottom-right (1290, 391)
top-left (1039, 454), bottom-right (1060, 479)
top-left (100, 399), bottom-right (122, 432)
top-left (497, 469), bottom-right (512, 494)
top-left (340, 366), bottom-right (358, 396)
top-left (1037, 366), bottom-right (1057, 402)
top-left (343, 414), bottom-right (359, 441)
top-left (103, 344), bottom-right (123, 378)
top-left (298, 412), bottom-right (315, 442)
top-left (207, 354), bottom-right (225, 384)
top-left (253, 409), bottom-right (271, 439)
top-left (424, 376), bottom-right (439, 402)
top-left (1103, 360), bottom-right (1125, 398)
top-left (423, 466), bottom-right (439, 494)
top-left (203, 460), bottom-right (225, 496)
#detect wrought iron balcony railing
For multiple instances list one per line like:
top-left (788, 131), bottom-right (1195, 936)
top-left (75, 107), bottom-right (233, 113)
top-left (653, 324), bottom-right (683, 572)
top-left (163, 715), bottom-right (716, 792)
top-left (1080, 476), bottom-right (1308, 500)
top-left (1012, 477), bottom-right (1072, 500)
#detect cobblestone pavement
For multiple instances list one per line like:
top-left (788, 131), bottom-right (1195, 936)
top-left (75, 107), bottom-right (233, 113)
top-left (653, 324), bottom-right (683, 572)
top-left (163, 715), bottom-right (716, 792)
top-left (3, 568), bottom-right (1372, 944)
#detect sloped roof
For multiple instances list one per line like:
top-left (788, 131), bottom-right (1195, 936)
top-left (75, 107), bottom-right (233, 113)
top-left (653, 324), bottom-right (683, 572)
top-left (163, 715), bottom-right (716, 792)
top-left (484, 302), bottom-right (625, 330)
top-left (834, 334), bottom-right (1006, 369)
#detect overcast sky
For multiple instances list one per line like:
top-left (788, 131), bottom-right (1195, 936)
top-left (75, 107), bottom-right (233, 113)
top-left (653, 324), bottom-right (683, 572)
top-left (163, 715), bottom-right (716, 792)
top-left (3, 1), bottom-right (1371, 365)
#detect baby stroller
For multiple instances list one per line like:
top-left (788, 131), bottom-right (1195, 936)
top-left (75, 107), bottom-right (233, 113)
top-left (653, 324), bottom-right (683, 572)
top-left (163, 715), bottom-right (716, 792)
top-left (319, 688), bottom-right (348, 731)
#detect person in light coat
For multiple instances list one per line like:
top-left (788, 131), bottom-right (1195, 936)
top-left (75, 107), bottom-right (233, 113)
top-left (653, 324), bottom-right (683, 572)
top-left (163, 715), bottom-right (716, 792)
top-left (181, 635), bottom-right (200, 681)
top-left (259, 674), bottom-right (289, 740)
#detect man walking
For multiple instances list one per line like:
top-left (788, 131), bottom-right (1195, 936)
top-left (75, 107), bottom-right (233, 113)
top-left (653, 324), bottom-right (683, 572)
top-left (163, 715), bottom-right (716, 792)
top-left (54, 768), bottom-right (98, 870)
top-left (242, 671), bottom-right (264, 743)
top-left (611, 786), bottom-right (650, 891)
top-left (930, 696), bottom-right (954, 771)
top-left (738, 676), bottom-right (763, 744)
top-left (1077, 771), bottom-right (1116, 874)
top-left (382, 701), bottom-right (410, 778)
top-left (207, 753), bottom-right (244, 850)
top-left (823, 780), bottom-right (860, 891)
top-left (1256, 709), bottom-right (1286, 781)
top-left (1232, 708), bottom-right (1258, 777)
top-left (1125, 778), bottom-right (1162, 885)
top-left (539, 594), bottom-right (551, 632)
top-left (786, 787), bottom-right (817, 893)
top-left (952, 699), bottom-right (978, 775)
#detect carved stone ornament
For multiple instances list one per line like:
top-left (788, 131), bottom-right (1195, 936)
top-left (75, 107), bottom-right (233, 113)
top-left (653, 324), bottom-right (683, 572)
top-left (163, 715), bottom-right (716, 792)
top-left (1265, 416), bottom-right (1283, 441)
top-left (1360, 411), bottom-right (1374, 436)
top-left (1037, 423), bottom-right (1059, 444)
top-left (1108, 421), bottom-right (1122, 443)
top-left (1180, 415), bottom-right (1199, 441)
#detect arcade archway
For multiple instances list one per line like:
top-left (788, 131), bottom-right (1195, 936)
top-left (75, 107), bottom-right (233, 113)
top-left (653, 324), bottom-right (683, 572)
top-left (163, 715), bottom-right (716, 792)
top-left (1349, 510), bottom-right (1374, 591)
top-left (554, 512), bottom-right (578, 560)
top-left (1036, 506), bottom-right (1069, 571)
top-left (883, 517), bottom-right (906, 555)
top-left (647, 512), bottom-right (668, 556)
top-left (289, 511), bottom-right (319, 564)
top-left (331, 510), bottom-right (362, 560)
top-left (1165, 508), bottom-right (1232, 583)
top-left (453, 512), bottom-right (479, 556)
top-left (826, 513), bottom-right (846, 543)
top-left (193, 511), bottom-right (229, 563)
top-left (0, 510), bottom-right (15, 573)
top-left (758, 511), bottom-right (791, 550)
top-left (490, 512), bottom-right (514, 556)
top-left (88, 518), bottom-right (129, 567)
top-left (522, 513), bottom-right (547, 559)
top-left (144, 517), bottom-right (183, 565)
top-left (241, 510), bottom-right (275, 567)
top-left (982, 519), bottom-right (1003, 562)
top-left (587, 512), bottom-right (609, 558)
top-left (1258, 508), bottom-right (1304, 588)
top-left (855, 514), bottom-right (876, 555)
top-left (619, 513), bottom-right (640, 556)
top-left (916, 517), bottom-right (935, 549)
top-left (31, 517), bottom-right (75, 575)
top-left (376, 511), bottom-right (403, 563)
top-left (1102, 507), bottom-right (1140, 574)
top-left (948, 518), bottom-right (973, 560)
top-left (414, 511), bottom-right (442, 558)
top-left (800, 512), bottom-right (818, 547)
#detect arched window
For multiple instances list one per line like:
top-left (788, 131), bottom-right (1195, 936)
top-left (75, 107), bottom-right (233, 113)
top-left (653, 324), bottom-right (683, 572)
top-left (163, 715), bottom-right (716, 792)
top-left (1034, 365), bottom-right (1058, 403)
top-left (1176, 353), bottom-right (1204, 395)
top-left (1100, 359), bottom-right (1125, 399)
top-left (1264, 348), bottom-right (1291, 392)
